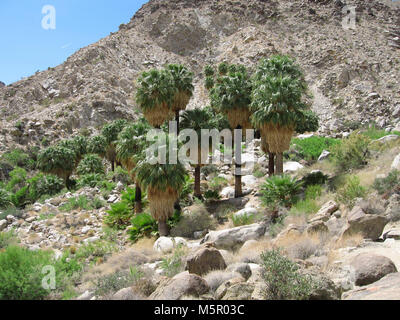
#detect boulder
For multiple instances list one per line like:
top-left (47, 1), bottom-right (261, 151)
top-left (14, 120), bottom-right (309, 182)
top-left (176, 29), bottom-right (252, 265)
top-left (153, 237), bottom-right (187, 253)
top-left (214, 277), bottom-right (246, 300)
top-left (226, 263), bottom-right (252, 280)
top-left (342, 206), bottom-right (388, 240)
top-left (283, 161), bottom-right (304, 173)
top-left (309, 200), bottom-right (339, 222)
top-left (221, 282), bottom-right (255, 300)
top-left (343, 273), bottom-right (400, 300)
top-left (383, 229), bottom-right (400, 240)
top-left (186, 247), bottom-right (227, 276)
top-left (233, 207), bottom-right (257, 219)
top-left (374, 135), bottom-right (400, 144)
top-left (112, 287), bottom-right (145, 300)
top-left (241, 175), bottom-right (257, 187)
top-left (306, 220), bottom-right (328, 234)
top-left (149, 273), bottom-right (210, 300)
top-left (318, 150), bottom-right (330, 161)
top-left (391, 153), bottom-right (400, 171)
top-left (202, 223), bottom-right (266, 250)
top-left (349, 253), bottom-right (397, 286)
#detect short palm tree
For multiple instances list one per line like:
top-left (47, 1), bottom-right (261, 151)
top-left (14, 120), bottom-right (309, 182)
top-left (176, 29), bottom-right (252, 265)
top-left (135, 69), bottom-right (175, 128)
top-left (210, 65), bottom-right (253, 197)
top-left (87, 135), bottom-right (107, 158)
top-left (101, 119), bottom-right (127, 171)
top-left (133, 135), bottom-right (187, 236)
top-left (37, 146), bottom-right (76, 188)
top-left (180, 108), bottom-right (216, 199)
top-left (166, 64), bottom-right (194, 131)
top-left (116, 118), bottom-right (151, 213)
top-left (251, 55), bottom-right (308, 174)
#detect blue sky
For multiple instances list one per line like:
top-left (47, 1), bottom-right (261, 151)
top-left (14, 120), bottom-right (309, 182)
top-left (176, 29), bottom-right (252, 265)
top-left (0, 0), bottom-right (148, 85)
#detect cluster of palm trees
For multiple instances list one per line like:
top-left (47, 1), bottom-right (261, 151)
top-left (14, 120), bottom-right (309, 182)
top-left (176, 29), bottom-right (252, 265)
top-left (37, 56), bottom-right (318, 237)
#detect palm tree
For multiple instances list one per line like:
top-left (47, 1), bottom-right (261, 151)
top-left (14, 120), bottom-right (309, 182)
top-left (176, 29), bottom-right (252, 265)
top-left (133, 135), bottom-right (187, 236)
top-left (210, 65), bottom-right (253, 197)
top-left (37, 146), bottom-right (76, 188)
top-left (166, 64), bottom-right (194, 131)
top-left (87, 135), bottom-right (107, 158)
top-left (180, 108), bottom-right (216, 199)
top-left (116, 118), bottom-right (151, 213)
top-left (251, 57), bottom-right (307, 174)
top-left (135, 69), bottom-right (175, 128)
top-left (101, 119), bottom-right (127, 171)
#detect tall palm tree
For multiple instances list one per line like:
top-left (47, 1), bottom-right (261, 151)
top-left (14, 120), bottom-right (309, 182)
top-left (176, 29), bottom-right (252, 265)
top-left (134, 135), bottom-right (187, 236)
top-left (135, 69), bottom-right (175, 128)
top-left (101, 119), bottom-right (127, 171)
top-left (116, 118), bottom-right (151, 213)
top-left (251, 66), bottom-right (307, 174)
top-left (180, 108), bottom-right (216, 199)
top-left (210, 65), bottom-right (253, 198)
top-left (166, 64), bottom-right (194, 132)
top-left (252, 55), bottom-right (308, 175)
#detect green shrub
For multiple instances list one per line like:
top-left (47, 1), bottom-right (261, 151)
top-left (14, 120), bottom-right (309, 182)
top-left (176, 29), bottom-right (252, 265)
top-left (372, 170), bottom-right (400, 195)
top-left (24, 173), bottom-right (64, 204)
top-left (0, 230), bottom-right (19, 249)
top-left (0, 189), bottom-right (11, 209)
top-left (336, 175), bottom-right (367, 208)
top-left (231, 213), bottom-right (255, 227)
top-left (301, 171), bottom-right (328, 187)
top-left (160, 245), bottom-right (187, 278)
top-left (170, 204), bottom-right (217, 238)
top-left (305, 185), bottom-right (322, 200)
top-left (107, 166), bottom-right (132, 184)
top-left (77, 173), bottom-right (105, 188)
top-left (290, 198), bottom-right (320, 216)
top-left (76, 154), bottom-right (104, 175)
top-left (331, 133), bottom-right (371, 172)
top-left (59, 196), bottom-right (94, 212)
top-left (204, 189), bottom-right (221, 200)
top-left (104, 202), bottom-right (133, 230)
top-left (0, 246), bottom-right (54, 300)
top-left (291, 136), bottom-right (340, 162)
top-left (128, 213), bottom-right (158, 242)
top-left (1, 149), bottom-right (35, 170)
top-left (261, 175), bottom-right (303, 209)
top-left (209, 176), bottom-right (228, 193)
top-left (0, 207), bottom-right (23, 220)
top-left (6, 167), bottom-right (27, 192)
top-left (361, 125), bottom-right (400, 140)
top-left (260, 248), bottom-right (314, 300)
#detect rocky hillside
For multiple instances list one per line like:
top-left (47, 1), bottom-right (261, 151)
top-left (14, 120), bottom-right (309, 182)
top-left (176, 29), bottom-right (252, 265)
top-left (1, 0), bottom-right (400, 152)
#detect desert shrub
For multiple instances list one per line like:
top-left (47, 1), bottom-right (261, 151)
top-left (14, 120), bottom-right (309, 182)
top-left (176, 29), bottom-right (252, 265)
top-left (331, 133), bottom-right (371, 172)
top-left (261, 175), bottom-right (303, 209)
top-left (260, 248), bottom-right (314, 300)
top-left (291, 136), bottom-right (340, 161)
top-left (372, 170), bottom-right (400, 196)
top-left (0, 207), bottom-right (23, 220)
top-left (23, 173), bottom-right (64, 204)
top-left (290, 198), bottom-right (320, 216)
top-left (104, 202), bottom-right (133, 230)
top-left (107, 166), bottom-right (132, 184)
top-left (231, 213), bottom-right (255, 227)
top-left (92, 197), bottom-right (106, 209)
top-left (94, 267), bottom-right (144, 297)
top-left (128, 213), bottom-right (158, 242)
top-left (204, 189), bottom-right (221, 200)
top-left (170, 204), bottom-right (216, 238)
top-left (160, 245), bottom-right (187, 278)
top-left (204, 270), bottom-right (239, 292)
top-left (76, 154), bottom-right (104, 175)
top-left (301, 171), bottom-right (328, 187)
top-left (335, 175), bottom-right (367, 208)
top-left (0, 246), bottom-right (55, 300)
top-left (0, 189), bottom-right (11, 209)
top-left (201, 164), bottom-right (219, 178)
top-left (59, 195), bottom-right (94, 212)
top-left (76, 173), bottom-right (105, 188)
top-left (253, 164), bottom-right (267, 178)
top-left (0, 161), bottom-right (14, 181)
top-left (6, 167), bottom-right (27, 192)
top-left (361, 125), bottom-right (400, 140)
top-left (305, 185), bottom-right (322, 200)
top-left (0, 230), bottom-right (19, 249)
top-left (1, 149), bottom-right (35, 170)
top-left (209, 176), bottom-right (229, 193)
top-left (87, 135), bottom-right (107, 156)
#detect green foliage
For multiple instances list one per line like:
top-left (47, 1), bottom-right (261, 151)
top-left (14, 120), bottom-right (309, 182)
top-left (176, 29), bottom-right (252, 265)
top-left (261, 175), bottom-right (303, 209)
top-left (231, 213), bottom-right (256, 227)
top-left (204, 189), bottom-right (221, 200)
top-left (6, 167), bottom-right (27, 192)
top-left (0, 189), bottom-right (11, 209)
top-left (291, 136), bottom-right (340, 161)
top-left (204, 65), bottom-right (215, 77)
top-left (290, 185), bottom-right (322, 216)
top-left (59, 195), bottom-right (95, 212)
top-left (101, 119), bottom-right (127, 145)
top-left (218, 62), bottom-right (228, 75)
top-left (295, 110), bottom-right (319, 134)
top-left (76, 173), bottom-right (105, 188)
top-left (260, 248), bottom-right (314, 300)
top-left (160, 245), bottom-right (187, 278)
top-left (372, 170), bottom-right (400, 195)
top-left (1, 149), bottom-right (35, 170)
top-left (76, 154), bottom-right (104, 175)
top-left (335, 175), bottom-right (367, 208)
top-left (37, 146), bottom-right (76, 181)
top-left (129, 213), bottom-right (158, 242)
top-left (361, 125), bottom-right (400, 140)
top-left (107, 166), bottom-right (132, 185)
top-left (87, 135), bottom-right (107, 156)
top-left (105, 201), bottom-right (133, 230)
top-left (0, 230), bottom-right (19, 249)
top-left (301, 171), bottom-right (329, 187)
top-left (331, 133), bottom-right (371, 172)
top-left (0, 246), bottom-right (54, 300)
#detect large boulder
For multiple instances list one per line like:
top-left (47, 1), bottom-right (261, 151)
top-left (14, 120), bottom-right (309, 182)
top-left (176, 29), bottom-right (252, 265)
top-left (202, 223), bottom-right (266, 250)
top-left (283, 161), bottom-right (304, 173)
top-left (342, 206), bottom-right (388, 240)
top-left (153, 237), bottom-right (187, 253)
top-left (112, 287), bottom-right (145, 300)
top-left (309, 201), bottom-right (339, 223)
top-left (392, 153), bottom-right (400, 171)
top-left (343, 272), bottom-right (400, 300)
top-left (186, 247), bottom-right (227, 276)
top-left (349, 253), bottom-right (397, 286)
top-left (149, 273), bottom-right (210, 300)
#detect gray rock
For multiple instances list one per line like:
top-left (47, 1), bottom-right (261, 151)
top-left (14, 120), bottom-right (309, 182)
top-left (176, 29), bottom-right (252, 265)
top-left (186, 247), bottom-right (227, 276)
top-left (349, 253), bottom-right (397, 286)
top-left (112, 287), bottom-right (145, 300)
top-left (76, 290), bottom-right (95, 300)
top-left (391, 153), bottom-right (400, 171)
top-left (0, 219), bottom-right (7, 231)
top-left (309, 200), bottom-right (339, 223)
top-left (226, 263), bottom-right (252, 280)
top-left (383, 229), bottom-right (400, 240)
top-left (318, 150), bottom-right (330, 161)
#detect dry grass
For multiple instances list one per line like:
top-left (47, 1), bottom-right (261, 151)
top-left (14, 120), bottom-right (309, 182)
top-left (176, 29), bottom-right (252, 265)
top-left (261, 123), bottom-right (294, 154)
top-left (234, 238), bottom-right (272, 264)
top-left (331, 232), bottom-right (364, 250)
top-left (203, 270), bottom-right (241, 292)
top-left (148, 187), bottom-right (178, 222)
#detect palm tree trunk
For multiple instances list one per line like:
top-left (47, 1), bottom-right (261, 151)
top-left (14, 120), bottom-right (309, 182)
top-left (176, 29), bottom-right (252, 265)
top-left (276, 152), bottom-right (283, 174)
top-left (158, 220), bottom-right (169, 237)
top-left (234, 171), bottom-right (242, 198)
top-left (268, 152), bottom-right (275, 176)
top-left (111, 161), bottom-right (115, 172)
top-left (135, 184), bottom-right (142, 214)
top-left (194, 165), bottom-right (202, 199)
top-left (234, 125), bottom-right (242, 198)
top-left (175, 110), bottom-right (180, 134)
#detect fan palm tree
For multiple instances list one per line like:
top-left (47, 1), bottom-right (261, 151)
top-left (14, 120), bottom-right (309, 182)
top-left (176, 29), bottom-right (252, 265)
top-left (251, 72), bottom-right (307, 174)
top-left (101, 119), bottom-right (127, 171)
top-left (133, 135), bottom-right (187, 236)
top-left (210, 65), bottom-right (253, 198)
top-left (166, 64), bottom-right (194, 131)
top-left (252, 55), bottom-right (308, 175)
top-left (135, 69), bottom-right (175, 128)
top-left (37, 146), bottom-right (76, 188)
top-left (87, 135), bottom-right (107, 158)
top-left (180, 108), bottom-right (216, 199)
top-left (116, 118), bottom-right (151, 213)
